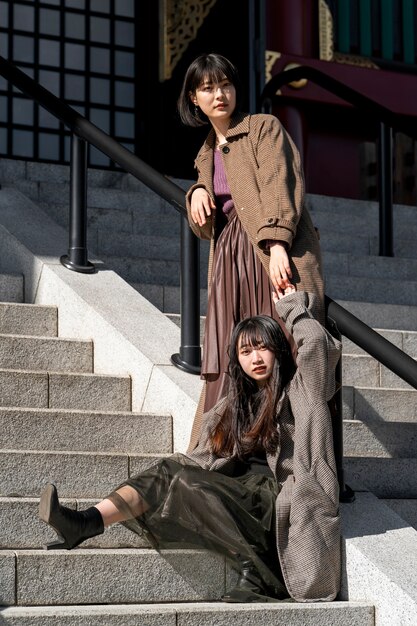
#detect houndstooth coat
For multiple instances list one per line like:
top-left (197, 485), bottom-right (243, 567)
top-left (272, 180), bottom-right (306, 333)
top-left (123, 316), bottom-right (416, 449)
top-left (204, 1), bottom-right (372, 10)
top-left (188, 291), bottom-right (342, 602)
top-left (185, 112), bottom-right (324, 321)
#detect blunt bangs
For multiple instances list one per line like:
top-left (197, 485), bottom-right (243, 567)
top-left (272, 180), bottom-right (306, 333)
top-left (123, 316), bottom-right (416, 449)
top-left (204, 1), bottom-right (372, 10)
top-left (189, 56), bottom-right (239, 94)
top-left (234, 316), bottom-right (283, 356)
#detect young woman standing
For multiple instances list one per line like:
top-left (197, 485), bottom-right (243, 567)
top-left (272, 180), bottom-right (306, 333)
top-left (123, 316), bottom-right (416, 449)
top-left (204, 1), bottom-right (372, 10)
top-left (177, 54), bottom-right (324, 448)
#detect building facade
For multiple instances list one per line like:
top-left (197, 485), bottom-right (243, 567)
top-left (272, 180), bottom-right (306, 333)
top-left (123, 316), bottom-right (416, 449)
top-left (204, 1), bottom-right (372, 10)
top-left (0, 0), bottom-right (416, 204)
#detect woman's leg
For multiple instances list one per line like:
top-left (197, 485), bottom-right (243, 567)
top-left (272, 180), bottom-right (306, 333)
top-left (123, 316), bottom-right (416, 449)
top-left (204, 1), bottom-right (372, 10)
top-left (39, 483), bottom-right (148, 549)
top-left (95, 485), bottom-right (148, 526)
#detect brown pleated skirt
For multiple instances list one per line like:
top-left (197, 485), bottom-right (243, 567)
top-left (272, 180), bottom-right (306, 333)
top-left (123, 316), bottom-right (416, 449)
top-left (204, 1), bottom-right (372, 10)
top-left (201, 208), bottom-right (295, 416)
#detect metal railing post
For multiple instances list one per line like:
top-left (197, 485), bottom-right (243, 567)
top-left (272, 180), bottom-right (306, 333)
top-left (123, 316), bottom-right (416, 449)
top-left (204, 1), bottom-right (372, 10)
top-left (326, 316), bottom-right (355, 503)
top-left (377, 122), bottom-right (394, 257)
top-left (61, 133), bottom-right (95, 273)
top-left (171, 216), bottom-right (201, 374)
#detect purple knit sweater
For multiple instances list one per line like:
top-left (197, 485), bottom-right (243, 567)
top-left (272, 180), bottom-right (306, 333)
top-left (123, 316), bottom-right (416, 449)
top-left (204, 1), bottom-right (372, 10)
top-left (213, 149), bottom-right (234, 214)
top-left (212, 149), bottom-right (278, 249)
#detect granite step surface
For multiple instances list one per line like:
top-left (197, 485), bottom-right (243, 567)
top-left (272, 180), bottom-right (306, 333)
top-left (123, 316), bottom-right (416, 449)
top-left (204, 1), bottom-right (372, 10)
top-left (0, 450), bottom-right (162, 498)
top-left (0, 302), bottom-right (57, 337)
top-left (0, 369), bottom-right (132, 411)
top-left (0, 274), bottom-right (24, 303)
top-left (0, 548), bottom-right (226, 605)
top-left (334, 299), bottom-right (417, 332)
top-left (343, 419), bottom-right (417, 458)
top-left (343, 385), bottom-right (417, 422)
top-left (382, 499), bottom-right (417, 531)
top-left (345, 457), bottom-right (417, 498)
top-left (0, 602), bottom-right (375, 625)
top-left (0, 407), bottom-right (172, 453)
top-left (0, 497), bottom-right (148, 550)
top-left (343, 353), bottom-right (417, 390)
top-left (0, 334), bottom-right (93, 373)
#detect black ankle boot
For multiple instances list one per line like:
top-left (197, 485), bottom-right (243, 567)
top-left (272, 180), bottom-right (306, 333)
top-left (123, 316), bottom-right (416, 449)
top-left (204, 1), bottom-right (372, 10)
top-left (39, 483), bottom-right (104, 550)
top-left (222, 557), bottom-right (291, 603)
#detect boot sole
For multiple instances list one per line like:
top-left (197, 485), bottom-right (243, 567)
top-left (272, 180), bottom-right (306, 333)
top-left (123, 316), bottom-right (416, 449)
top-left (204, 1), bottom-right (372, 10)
top-left (39, 483), bottom-right (55, 525)
top-left (39, 483), bottom-right (69, 550)
top-left (222, 588), bottom-right (293, 603)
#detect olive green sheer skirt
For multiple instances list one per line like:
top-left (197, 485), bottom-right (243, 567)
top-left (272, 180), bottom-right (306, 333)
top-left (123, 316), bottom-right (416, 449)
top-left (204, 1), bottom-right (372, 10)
top-left (107, 453), bottom-right (285, 592)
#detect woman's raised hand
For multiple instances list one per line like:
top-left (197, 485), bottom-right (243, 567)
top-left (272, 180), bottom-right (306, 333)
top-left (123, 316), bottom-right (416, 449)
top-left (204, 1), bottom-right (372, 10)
top-left (190, 188), bottom-right (216, 227)
top-left (272, 284), bottom-right (296, 303)
top-left (269, 242), bottom-right (293, 295)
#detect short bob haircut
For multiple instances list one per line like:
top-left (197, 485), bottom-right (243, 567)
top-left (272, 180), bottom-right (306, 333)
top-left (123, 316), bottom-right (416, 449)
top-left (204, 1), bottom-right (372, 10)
top-left (177, 53), bottom-right (242, 127)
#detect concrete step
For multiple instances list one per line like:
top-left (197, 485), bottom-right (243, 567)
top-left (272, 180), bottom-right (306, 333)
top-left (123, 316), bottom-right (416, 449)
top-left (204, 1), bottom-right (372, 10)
top-left (0, 303), bottom-right (57, 337)
top-left (0, 274), bottom-right (23, 303)
top-left (343, 385), bottom-right (417, 422)
top-left (343, 419), bottom-right (417, 458)
top-left (311, 206), bottom-right (417, 238)
top-left (96, 230), bottom-right (210, 263)
top-left (139, 287), bottom-right (417, 331)
top-left (0, 548), bottom-right (226, 605)
top-left (336, 299), bottom-right (417, 332)
top-left (323, 250), bottom-right (417, 282)
top-left (343, 328), bottom-right (417, 357)
top-left (318, 227), bottom-right (417, 259)
top-left (307, 193), bottom-right (417, 232)
top-left (345, 457), bottom-right (417, 498)
top-left (383, 499), bottom-right (417, 531)
top-left (0, 497), bottom-right (148, 550)
top-left (0, 601), bottom-right (375, 625)
top-left (136, 289), bottom-right (417, 334)
top-left (98, 231), bottom-right (181, 261)
top-left (115, 251), bottom-right (417, 297)
top-left (0, 408), bottom-right (171, 453)
top-left (326, 274), bottom-right (417, 307)
top-left (37, 182), bottom-right (183, 235)
top-left (0, 334), bottom-right (92, 372)
top-left (101, 255), bottom-right (208, 288)
top-left (0, 450), bottom-right (162, 498)
top-left (133, 283), bottom-right (208, 315)
top-left (0, 369), bottom-right (131, 411)
top-left (343, 354), bottom-right (417, 390)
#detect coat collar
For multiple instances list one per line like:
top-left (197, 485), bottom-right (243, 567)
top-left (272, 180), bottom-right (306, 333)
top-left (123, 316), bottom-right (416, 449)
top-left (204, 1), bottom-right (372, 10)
top-left (198, 112), bottom-right (250, 156)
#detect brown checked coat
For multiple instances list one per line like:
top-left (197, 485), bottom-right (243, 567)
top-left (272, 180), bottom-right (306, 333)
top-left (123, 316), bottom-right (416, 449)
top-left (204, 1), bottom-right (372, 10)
top-left (185, 112), bottom-right (324, 321)
top-left (188, 291), bottom-right (342, 602)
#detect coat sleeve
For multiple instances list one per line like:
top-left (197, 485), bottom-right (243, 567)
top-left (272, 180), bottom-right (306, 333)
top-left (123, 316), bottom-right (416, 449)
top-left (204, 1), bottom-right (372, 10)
top-left (275, 291), bottom-right (341, 401)
top-left (254, 115), bottom-right (305, 250)
top-left (185, 163), bottom-right (215, 241)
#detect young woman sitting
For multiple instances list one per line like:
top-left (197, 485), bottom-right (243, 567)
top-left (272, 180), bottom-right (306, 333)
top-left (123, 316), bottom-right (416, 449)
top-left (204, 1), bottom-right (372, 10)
top-left (39, 286), bottom-right (341, 603)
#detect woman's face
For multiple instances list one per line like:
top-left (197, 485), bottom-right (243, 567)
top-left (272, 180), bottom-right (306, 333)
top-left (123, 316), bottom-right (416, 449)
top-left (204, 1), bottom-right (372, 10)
top-left (237, 336), bottom-right (275, 387)
top-left (191, 74), bottom-right (236, 125)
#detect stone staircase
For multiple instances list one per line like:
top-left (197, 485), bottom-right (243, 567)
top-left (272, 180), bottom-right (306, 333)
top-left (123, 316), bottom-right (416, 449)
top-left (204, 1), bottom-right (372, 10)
top-left (0, 274), bottom-right (373, 623)
top-left (1, 157), bottom-right (417, 621)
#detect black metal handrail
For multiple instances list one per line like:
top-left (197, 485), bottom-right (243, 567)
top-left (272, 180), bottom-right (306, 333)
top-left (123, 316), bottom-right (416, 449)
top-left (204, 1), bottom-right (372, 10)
top-left (326, 296), bottom-right (417, 390)
top-left (2, 55), bottom-right (417, 501)
top-left (260, 64), bottom-right (417, 257)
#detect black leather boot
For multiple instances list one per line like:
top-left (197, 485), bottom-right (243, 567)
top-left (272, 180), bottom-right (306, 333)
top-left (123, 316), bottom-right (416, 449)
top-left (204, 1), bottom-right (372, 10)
top-left (39, 483), bottom-right (104, 550)
top-left (222, 557), bottom-right (291, 603)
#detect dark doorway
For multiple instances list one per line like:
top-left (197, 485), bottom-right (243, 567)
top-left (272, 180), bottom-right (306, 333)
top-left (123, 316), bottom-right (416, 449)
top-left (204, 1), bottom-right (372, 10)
top-left (136, 0), bottom-right (264, 179)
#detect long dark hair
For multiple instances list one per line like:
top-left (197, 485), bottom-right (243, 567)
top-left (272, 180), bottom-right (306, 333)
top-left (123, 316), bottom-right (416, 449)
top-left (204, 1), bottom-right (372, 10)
top-left (210, 315), bottom-right (295, 458)
top-left (177, 53), bottom-right (242, 127)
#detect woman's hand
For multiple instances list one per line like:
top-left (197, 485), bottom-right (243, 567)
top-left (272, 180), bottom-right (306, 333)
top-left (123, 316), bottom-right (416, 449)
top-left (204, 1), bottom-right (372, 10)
top-left (190, 188), bottom-right (216, 227)
top-left (272, 284), bottom-right (296, 304)
top-left (269, 242), bottom-right (293, 295)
